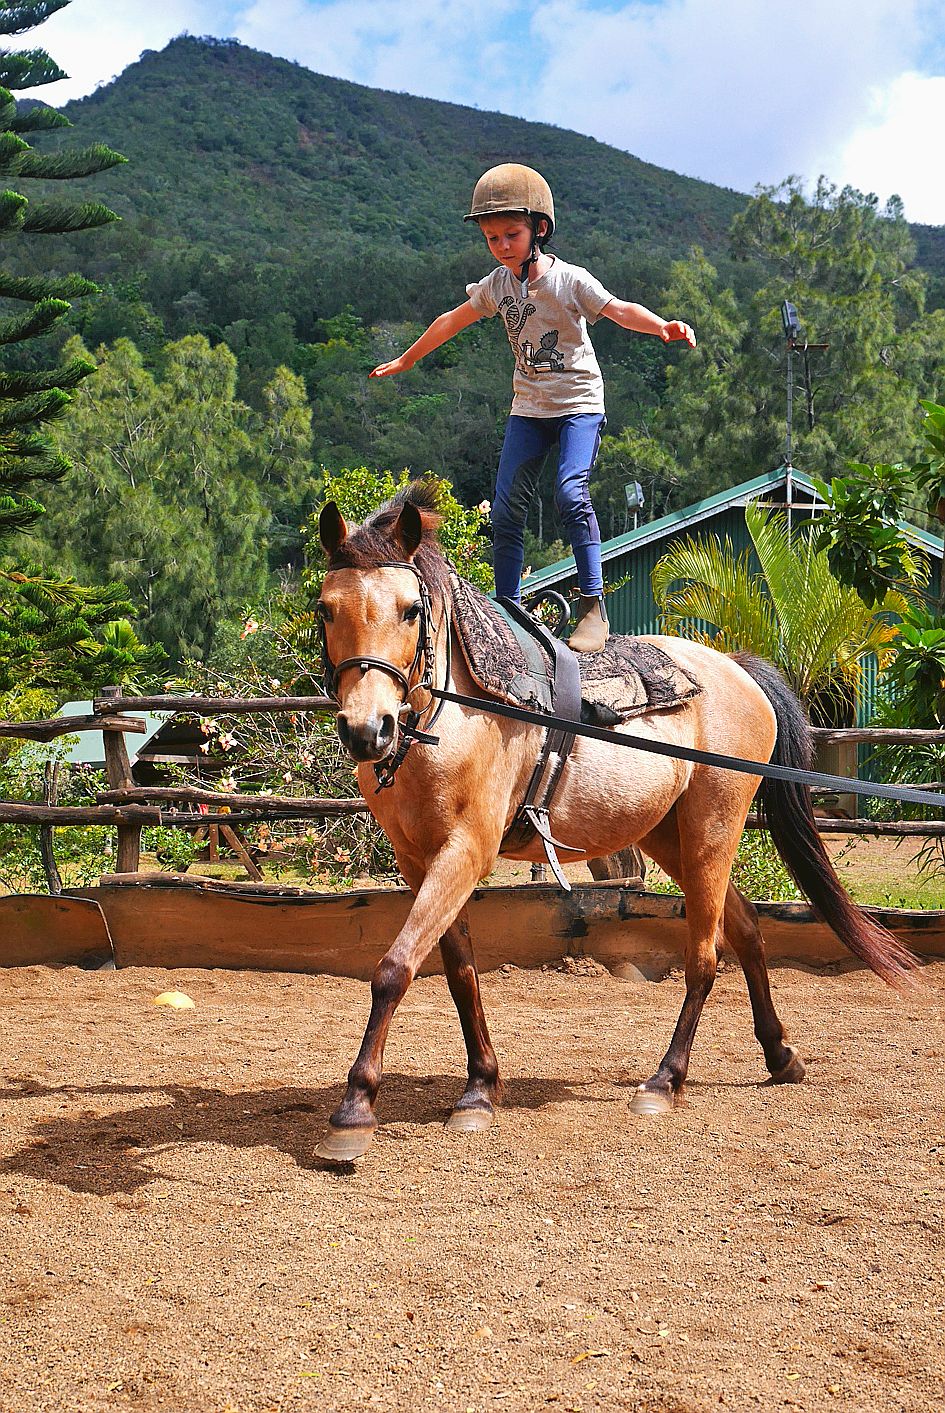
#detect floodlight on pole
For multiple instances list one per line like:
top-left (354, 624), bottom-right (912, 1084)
top-left (625, 480), bottom-right (644, 531)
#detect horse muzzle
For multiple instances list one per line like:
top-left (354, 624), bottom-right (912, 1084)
top-left (336, 710), bottom-right (397, 763)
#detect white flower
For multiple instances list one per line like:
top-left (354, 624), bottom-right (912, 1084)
top-left (477, 499), bottom-right (491, 517)
top-left (283, 770), bottom-right (293, 783)
top-left (270, 678), bottom-right (281, 690)
top-left (218, 731), bottom-right (237, 752)
top-left (240, 618), bottom-right (260, 639)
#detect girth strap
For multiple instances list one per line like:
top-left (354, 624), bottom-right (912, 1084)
top-left (498, 597), bottom-right (585, 892)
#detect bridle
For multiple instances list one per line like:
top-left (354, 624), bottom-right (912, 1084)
top-left (319, 560), bottom-right (450, 791)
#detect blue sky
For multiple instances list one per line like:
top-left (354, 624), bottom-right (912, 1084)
top-left (17, 0), bottom-right (945, 224)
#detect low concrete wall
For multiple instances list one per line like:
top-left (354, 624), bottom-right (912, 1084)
top-left (46, 873), bottom-right (945, 979)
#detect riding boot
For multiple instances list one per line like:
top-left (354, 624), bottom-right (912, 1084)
top-left (569, 594), bottom-right (609, 653)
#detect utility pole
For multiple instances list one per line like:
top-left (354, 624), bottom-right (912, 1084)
top-left (780, 300), bottom-right (828, 538)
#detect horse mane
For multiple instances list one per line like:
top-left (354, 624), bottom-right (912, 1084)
top-left (327, 479), bottom-right (452, 600)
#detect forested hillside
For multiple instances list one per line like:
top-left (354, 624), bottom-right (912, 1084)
top-left (8, 35), bottom-right (945, 660)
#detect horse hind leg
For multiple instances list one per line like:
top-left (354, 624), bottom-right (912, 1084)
top-left (722, 883), bottom-right (805, 1084)
top-left (439, 907), bottom-right (502, 1131)
top-left (630, 810), bottom-right (725, 1116)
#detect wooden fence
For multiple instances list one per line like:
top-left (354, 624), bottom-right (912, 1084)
top-left (2, 689), bottom-right (944, 893)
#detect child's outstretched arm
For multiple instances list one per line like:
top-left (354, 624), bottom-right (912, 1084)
top-left (600, 299), bottom-right (696, 347)
top-left (370, 301), bottom-right (483, 377)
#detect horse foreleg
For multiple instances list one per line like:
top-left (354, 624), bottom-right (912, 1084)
top-left (315, 840), bottom-right (483, 1163)
top-left (722, 884), bottom-right (806, 1084)
top-left (439, 907), bottom-right (502, 1131)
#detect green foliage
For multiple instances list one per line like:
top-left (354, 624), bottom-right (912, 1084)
top-left (803, 401), bottom-right (945, 732)
top-left (811, 462), bottom-right (927, 603)
top-left (0, 0), bottom-right (159, 697)
top-left (652, 502), bottom-right (905, 721)
top-left (35, 334), bottom-right (310, 660)
top-left (305, 466), bottom-right (493, 594)
top-left (656, 183), bottom-right (945, 501)
top-left (0, 747), bottom-right (109, 893)
top-left (911, 399), bottom-right (945, 521)
top-left (591, 425), bottom-right (691, 537)
top-left (880, 605), bottom-right (945, 726)
top-left (730, 830), bottom-right (802, 903)
top-left (0, 563), bottom-right (162, 695)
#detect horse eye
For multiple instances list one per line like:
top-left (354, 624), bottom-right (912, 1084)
top-left (404, 601), bottom-right (423, 623)
top-left (316, 602), bottom-right (333, 622)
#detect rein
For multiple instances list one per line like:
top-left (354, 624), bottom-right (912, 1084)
top-left (431, 686), bottom-right (945, 813)
top-left (320, 560), bottom-right (448, 792)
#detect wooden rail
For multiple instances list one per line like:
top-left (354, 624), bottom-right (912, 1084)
top-left (810, 727), bottom-right (945, 745)
top-left (98, 785), bottom-right (368, 814)
top-left (90, 693), bottom-right (336, 714)
top-left (0, 713), bottom-right (145, 741)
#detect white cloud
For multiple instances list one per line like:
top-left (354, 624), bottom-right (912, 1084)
top-left (525, 0), bottom-right (923, 193)
top-left (7, 0), bottom-right (229, 103)
top-left (234, 0), bottom-right (522, 104)
top-left (830, 72), bottom-right (945, 224)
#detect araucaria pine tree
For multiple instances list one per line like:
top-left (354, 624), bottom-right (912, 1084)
top-left (0, 0), bottom-right (160, 699)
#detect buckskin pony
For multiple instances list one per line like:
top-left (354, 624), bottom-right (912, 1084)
top-left (313, 482), bottom-right (915, 1161)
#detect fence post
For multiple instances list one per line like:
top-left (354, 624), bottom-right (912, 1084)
top-left (38, 759), bottom-right (63, 895)
top-left (100, 685), bottom-right (141, 874)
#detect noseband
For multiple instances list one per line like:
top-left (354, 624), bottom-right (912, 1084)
top-left (320, 560), bottom-right (448, 790)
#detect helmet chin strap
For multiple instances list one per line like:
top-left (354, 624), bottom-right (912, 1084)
top-left (519, 217), bottom-right (541, 297)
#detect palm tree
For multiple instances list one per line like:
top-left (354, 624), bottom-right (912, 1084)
top-left (651, 503), bottom-right (910, 725)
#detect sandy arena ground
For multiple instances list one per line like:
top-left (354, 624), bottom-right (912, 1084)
top-left (1, 955), bottom-right (943, 1412)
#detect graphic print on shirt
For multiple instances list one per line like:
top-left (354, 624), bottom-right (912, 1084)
top-left (498, 296), bottom-right (535, 371)
top-left (498, 296), bottom-right (566, 378)
top-left (523, 329), bottom-right (565, 370)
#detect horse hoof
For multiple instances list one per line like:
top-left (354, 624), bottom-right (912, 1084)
top-left (629, 1085), bottom-right (674, 1117)
top-left (446, 1105), bottom-right (494, 1133)
top-left (768, 1046), bottom-right (806, 1085)
top-left (315, 1124), bottom-right (374, 1162)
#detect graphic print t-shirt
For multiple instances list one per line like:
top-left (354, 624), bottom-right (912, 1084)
top-left (466, 257), bottom-right (613, 417)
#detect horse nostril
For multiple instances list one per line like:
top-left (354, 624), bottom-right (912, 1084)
top-left (378, 714), bottom-right (395, 750)
top-left (336, 713), bottom-right (351, 749)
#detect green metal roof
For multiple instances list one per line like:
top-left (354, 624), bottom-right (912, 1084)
top-left (521, 466), bottom-right (945, 591)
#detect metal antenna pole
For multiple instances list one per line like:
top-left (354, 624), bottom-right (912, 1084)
top-left (785, 340), bottom-right (794, 470)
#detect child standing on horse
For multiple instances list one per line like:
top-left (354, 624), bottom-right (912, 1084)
top-left (370, 163), bottom-right (696, 652)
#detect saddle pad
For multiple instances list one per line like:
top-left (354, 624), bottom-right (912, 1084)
top-left (450, 574), bottom-right (702, 721)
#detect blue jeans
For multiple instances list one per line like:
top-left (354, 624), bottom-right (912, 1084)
top-left (492, 413), bottom-right (605, 600)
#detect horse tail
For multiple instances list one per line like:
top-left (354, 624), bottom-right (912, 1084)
top-left (733, 652), bottom-right (919, 989)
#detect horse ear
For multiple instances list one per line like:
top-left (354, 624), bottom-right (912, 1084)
top-left (319, 502), bottom-right (348, 556)
top-left (394, 501), bottom-right (423, 559)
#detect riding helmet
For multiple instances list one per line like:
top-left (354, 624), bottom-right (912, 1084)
top-left (464, 163), bottom-right (555, 238)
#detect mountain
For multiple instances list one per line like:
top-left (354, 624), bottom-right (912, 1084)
top-left (57, 35), bottom-right (746, 268)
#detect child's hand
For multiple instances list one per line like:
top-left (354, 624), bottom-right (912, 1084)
top-left (370, 356), bottom-right (411, 378)
top-left (660, 321), bottom-right (696, 347)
